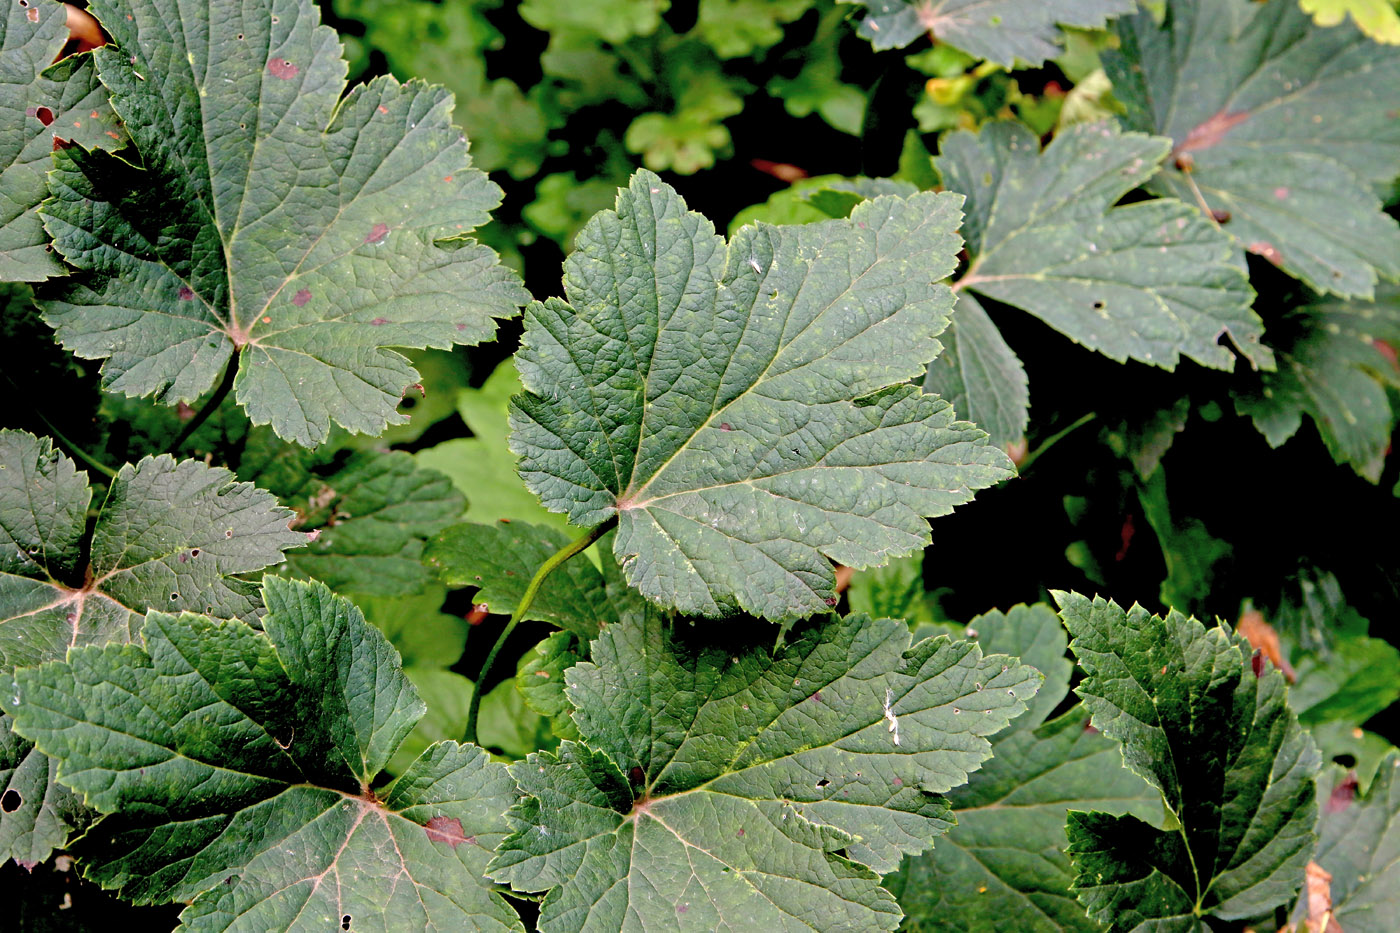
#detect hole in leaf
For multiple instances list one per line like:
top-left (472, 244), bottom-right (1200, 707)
top-left (190, 549), bottom-right (200, 557)
top-left (815, 779), bottom-right (829, 788)
top-left (35, 106), bottom-right (54, 126)
top-left (1, 790), bottom-right (21, 812)
top-left (1334, 754), bottom-right (1357, 769)
top-left (169, 593), bottom-right (178, 600)
top-left (341, 916), bottom-right (351, 931)
top-left (1092, 301), bottom-right (1104, 310)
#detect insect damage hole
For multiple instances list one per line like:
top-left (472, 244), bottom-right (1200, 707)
top-left (1, 789), bottom-right (21, 812)
top-left (883, 687), bottom-right (901, 747)
top-left (341, 916), bottom-right (351, 931)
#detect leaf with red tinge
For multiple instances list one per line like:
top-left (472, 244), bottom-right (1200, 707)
top-left (0, 0), bottom-right (124, 280)
top-left (35, 0), bottom-right (528, 446)
top-left (0, 578), bottom-right (523, 932)
top-left (1301, 756), bottom-right (1400, 933)
top-left (1106, 0), bottom-right (1400, 297)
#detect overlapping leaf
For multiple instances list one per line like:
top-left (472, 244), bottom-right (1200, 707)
top-left (488, 609), bottom-right (1042, 931)
top-left (841, 0), bottom-right (1133, 64)
top-left (510, 169), bottom-right (1013, 621)
top-left (1305, 755), bottom-right (1400, 933)
top-left (0, 577), bottom-right (523, 931)
top-left (0, 712), bottom-right (91, 869)
top-left (0, 0), bottom-right (122, 280)
top-left (931, 121), bottom-right (1264, 444)
top-left (427, 522), bottom-right (643, 638)
top-left (1105, 0), bottom-right (1400, 297)
top-left (36, 0), bottom-right (528, 445)
top-left (254, 449), bottom-right (465, 596)
top-left (0, 429), bottom-right (307, 671)
top-left (1302, 0), bottom-right (1400, 44)
top-left (1233, 287), bottom-right (1400, 483)
top-left (1057, 592), bottom-right (1319, 931)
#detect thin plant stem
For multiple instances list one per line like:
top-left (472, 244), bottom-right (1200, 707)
top-left (1016, 412), bottom-right (1097, 475)
top-left (463, 515), bottom-right (618, 746)
top-left (171, 354), bottom-right (238, 452)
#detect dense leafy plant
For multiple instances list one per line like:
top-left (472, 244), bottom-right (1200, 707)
top-left (2, 0), bottom-right (1399, 930)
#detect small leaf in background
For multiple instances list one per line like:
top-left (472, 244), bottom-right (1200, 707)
top-left (923, 291), bottom-right (1031, 446)
top-left (351, 585), bottom-right (469, 672)
top-left (766, 4), bottom-right (869, 136)
top-left (488, 609), bottom-right (1042, 930)
top-left (697, 0), bottom-right (815, 58)
top-left (0, 429), bottom-right (307, 670)
top-left (37, 0), bottom-right (528, 445)
top-left (511, 170), bottom-right (1013, 620)
top-left (388, 668), bottom-right (475, 775)
top-left (1136, 467), bottom-right (1231, 616)
top-left (1, 578), bottom-right (523, 931)
top-left (1299, 756), bottom-right (1400, 933)
top-left (427, 522), bottom-right (641, 639)
top-left (1300, 0), bottom-right (1400, 44)
top-left (0, 713), bottom-right (92, 869)
top-left (418, 359), bottom-right (574, 534)
top-left (1057, 592), bottom-right (1319, 930)
top-left (520, 0), bottom-right (668, 45)
top-left (1290, 635), bottom-right (1400, 728)
top-left (1234, 286), bottom-right (1400, 483)
top-left (893, 603), bottom-right (1162, 933)
top-left (1310, 723), bottom-right (1397, 792)
top-left (1106, 0), bottom-right (1400, 297)
top-left (842, 0), bottom-right (1134, 64)
top-left (261, 450), bottom-right (466, 597)
top-left (477, 679), bottom-right (555, 761)
top-left (845, 551), bottom-right (938, 624)
top-left (623, 61), bottom-right (747, 173)
top-left (516, 632), bottom-right (584, 741)
top-left (0, 0), bottom-right (123, 280)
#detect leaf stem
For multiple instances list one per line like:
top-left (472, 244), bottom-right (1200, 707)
top-left (463, 515), bottom-right (618, 746)
top-left (1016, 412), bottom-right (1097, 475)
top-left (171, 354), bottom-right (238, 452)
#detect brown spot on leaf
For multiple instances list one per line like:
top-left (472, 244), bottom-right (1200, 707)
top-left (455, 323), bottom-right (468, 330)
top-left (1210, 209), bottom-right (1231, 224)
top-left (423, 815), bottom-right (470, 848)
top-left (1251, 649), bottom-right (1265, 678)
top-left (292, 288), bottom-right (311, 306)
top-left (1326, 773), bottom-right (1359, 814)
top-left (1274, 187), bottom-right (1290, 199)
top-left (892, 776), bottom-right (903, 787)
top-left (444, 175), bottom-right (453, 183)
top-left (35, 106), bottom-right (54, 126)
top-left (365, 223), bottom-right (390, 244)
top-left (1177, 109), bottom-right (1251, 154)
top-left (26, 7), bottom-right (38, 22)
top-left (178, 285), bottom-right (195, 301)
top-left (719, 423), bottom-right (732, 431)
top-left (266, 58), bottom-right (298, 80)
top-left (377, 105), bottom-right (388, 114)
top-left (464, 603), bottom-right (489, 626)
top-left (736, 828), bottom-right (745, 837)
top-left (370, 317), bottom-right (389, 325)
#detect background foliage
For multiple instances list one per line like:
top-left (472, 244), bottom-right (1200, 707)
top-left (2, 0), bottom-right (1399, 930)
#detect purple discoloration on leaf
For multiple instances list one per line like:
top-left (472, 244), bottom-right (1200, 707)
top-left (267, 58), bottom-right (299, 80)
top-left (424, 815), bottom-right (469, 848)
top-left (365, 223), bottom-right (390, 244)
top-left (292, 288), bottom-right (312, 306)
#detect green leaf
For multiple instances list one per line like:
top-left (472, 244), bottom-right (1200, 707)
top-left (1301, 0), bottom-right (1400, 44)
top-left (478, 679), bottom-right (554, 761)
top-left (943, 121), bottom-right (1266, 372)
top-left (260, 449), bottom-right (466, 597)
top-left (1, 577), bottom-right (523, 931)
top-left (510, 169), bottom-right (1013, 621)
top-left (515, 632), bottom-right (584, 741)
top-left (487, 609), bottom-right (1043, 930)
top-left (846, 552), bottom-right (936, 625)
top-left (892, 604), bottom-right (1160, 933)
top-left (1290, 634), bottom-right (1400, 727)
top-left (0, 0), bottom-right (123, 281)
top-left (427, 522), bottom-right (641, 639)
top-left (388, 667), bottom-right (475, 776)
top-left (922, 291), bottom-right (1030, 446)
top-left (893, 708), bottom-right (1162, 933)
top-left (1105, 0), bottom-right (1400, 297)
top-left (1135, 467), bottom-right (1230, 616)
top-left (351, 584), bottom-right (468, 670)
top-left (36, 0), bottom-right (528, 446)
top-left (520, 0), bottom-right (668, 44)
top-left (766, 6), bottom-right (868, 136)
top-left (697, 0), bottom-right (815, 58)
top-left (418, 359), bottom-right (574, 535)
top-left (1310, 722), bottom-right (1396, 792)
top-left (1233, 287), bottom-right (1400, 483)
top-left (1305, 755), bottom-right (1400, 933)
top-left (623, 63), bottom-right (746, 174)
top-left (1056, 592), bottom-right (1319, 930)
top-left (842, 0), bottom-right (1134, 64)
top-left (0, 429), bottom-right (308, 671)
top-left (0, 712), bottom-right (92, 869)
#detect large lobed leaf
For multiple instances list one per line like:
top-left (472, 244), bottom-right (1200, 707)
top-left (0, 0), bottom-right (123, 280)
top-left (0, 429), bottom-right (307, 672)
top-left (36, 0), bottom-right (528, 445)
top-left (1106, 0), bottom-right (1400, 298)
top-left (1056, 592), bottom-right (1319, 931)
top-left (0, 711), bottom-right (91, 869)
top-left (0, 577), bottom-right (522, 931)
top-left (892, 605), bottom-right (1161, 933)
top-left (510, 169), bottom-right (1013, 621)
top-left (488, 609), bottom-right (1043, 931)
top-left (841, 0), bottom-right (1134, 64)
